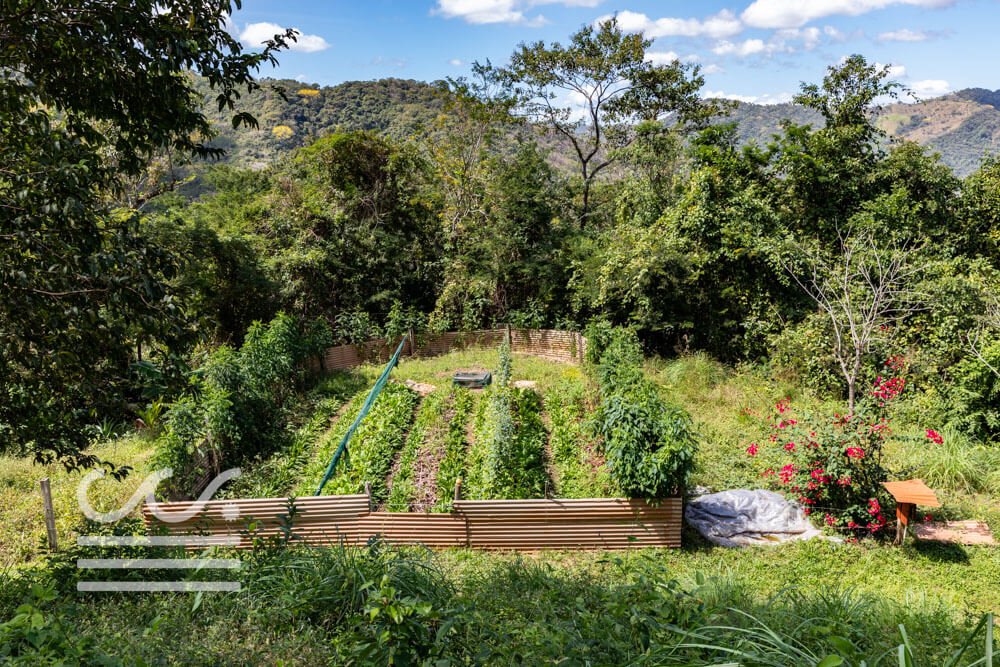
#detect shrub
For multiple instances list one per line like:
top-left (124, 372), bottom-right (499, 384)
top-left (747, 397), bottom-right (896, 537)
top-left (592, 328), bottom-right (697, 497)
top-left (155, 313), bottom-right (318, 497)
top-left (745, 359), bottom-right (920, 538)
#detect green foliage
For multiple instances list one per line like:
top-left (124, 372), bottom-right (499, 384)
top-left (0, 585), bottom-right (122, 665)
top-left (314, 383), bottom-right (418, 505)
top-left (434, 389), bottom-right (476, 511)
top-left (0, 0), bottom-right (293, 468)
top-left (467, 345), bottom-right (549, 499)
top-left (221, 373), bottom-right (366, 499)
top-left (593, 327), bottom-right (697, 497)
top-left (748, 397), bottom-right (897, 536)
top-left (488, 15), bottom-right (719, 225)
top-left (385, 389), bottom-right (449, 512)
top-left (896, 427), bottom-right (1000, 495)
top-left (156, 313), bottom-right (316, 496)
top-left (546, 379), bottom-right (616, 498)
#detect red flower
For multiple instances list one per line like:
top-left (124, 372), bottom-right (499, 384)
top-left (779, 464), bottom-right (797, 484)
top-left (746, 443), bottom-right (759, 457)
top-left (784, 441), bottom-right (796, 452)
top-left (925, 429), bottom-right (944, 445)
top-left (845, 447), bottom-right (865, 459)
top-left (923, 514), bottom-right (933, 522)
top-left (824, 514), bottom-right (836, 526)
top-left (867, 498), bottom-right (881, 516)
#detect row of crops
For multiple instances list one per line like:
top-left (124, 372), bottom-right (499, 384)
top-left (291, 346), bottom-right (616, 509)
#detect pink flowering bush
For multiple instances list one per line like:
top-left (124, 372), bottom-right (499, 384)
top-left (745, 362), bottom-right (922, 539)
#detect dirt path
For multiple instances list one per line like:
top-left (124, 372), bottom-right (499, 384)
top-left (409, 402), bottom-right (456, 512)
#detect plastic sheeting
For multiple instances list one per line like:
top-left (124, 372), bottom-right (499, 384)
top-left (685, 489), bottom-right (823, 547)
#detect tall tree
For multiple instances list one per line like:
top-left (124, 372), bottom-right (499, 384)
top-left (0, 0), bottom-right (291, 468)
top-left (487, 16), bottom-right (718, 228)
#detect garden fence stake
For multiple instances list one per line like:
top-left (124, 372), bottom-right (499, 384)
top-left (40, 478), bottom-right (58, 551)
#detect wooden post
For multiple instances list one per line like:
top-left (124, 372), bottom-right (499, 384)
top-left (894, 502), bottom-right (914, 545)
top-left (505, 323), bottom-right (512, 348)
top-left (407, 327), bottom-right (416, 356)
top-left (364, 482), bottom-right (373, 512)
top-left (39, 478), bottom-right (58, 551)
top-left (453, 477), bottom-right (462, 502)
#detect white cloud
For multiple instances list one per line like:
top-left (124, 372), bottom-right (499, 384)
top-left (741, 0), bottom-right (955, 29)
top-left (702, 64), bottom-right (725, 75)
top-left (910, 79), bottom-right (950, 97)
top-left (704, 89), bottom-right (794, 105)
top-left (644, 51), bottom-right (703, 66)
top-left (710, 23), bottom-right (845, 59)
top-left (434, 0), bottom-right (592, 25)
top-left (644, 50), bottom-right (680, 66)
top-left (294, 74), bottom-right (309, 82)
top-left (449, 58), bottom-right (465, 66)
top-left (239, 22), bottom-right (330, 53)
top-left (877, 28), bottom-right (932, 41)
top-left (713, 38), bottom-right (773, 57)
top-left (595, 9), bottom-right (743, 39)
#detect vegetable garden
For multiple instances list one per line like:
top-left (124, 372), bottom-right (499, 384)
top-left (140, 326), bottom-right (698, 552)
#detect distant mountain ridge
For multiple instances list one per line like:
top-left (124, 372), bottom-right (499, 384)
top-left (725, 89), bottom-right (1000, 176)
top-left (203, 77), bottom-right (1000, 177)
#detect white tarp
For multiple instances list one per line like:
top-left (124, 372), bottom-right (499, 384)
top-left (685, 489), bottom-right (824, 547)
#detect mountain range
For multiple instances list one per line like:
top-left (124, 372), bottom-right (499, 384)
top-left (201, 77), bottom-right (1000, 177)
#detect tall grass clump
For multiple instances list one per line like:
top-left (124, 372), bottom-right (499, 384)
top-left (587, 324), bottom-right (697, 497)
top-left (897, 426), bottom-right (1000, 495)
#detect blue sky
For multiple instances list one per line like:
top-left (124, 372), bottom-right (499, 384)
top-left (229, 0), bottom-right (998, 103)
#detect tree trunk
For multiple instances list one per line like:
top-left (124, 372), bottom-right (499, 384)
top-left (580, 177), bottom-right (591, 230)
top-left (847, 380), bottom-right (856, 416)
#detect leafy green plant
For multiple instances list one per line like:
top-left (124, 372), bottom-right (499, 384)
top-left (155, 312), bottom-right (316, 497)
top-left (592, 327), bottom-right (697, 497)
top-left (313, 383), bottom-right (418, 504)
top-left (135, 398), bottom-right (166, 434)
top-left (434, 389), bottom-right (476, 511)
top-left (386, 389), bottom-right (449, 511)
top-left (0, 585), bottom-right (121, 665)
top-left (467, 344), bottom-right (550, 499)
top-left (546, 380), bottom-right (615, 498)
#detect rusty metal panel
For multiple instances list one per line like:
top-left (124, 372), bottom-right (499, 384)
top-left (358, 512), bottom-right (468, 548)
top-left (140, 495), bottom-right (681, 551)
top-left (883, 479), bottom-right (941, 507)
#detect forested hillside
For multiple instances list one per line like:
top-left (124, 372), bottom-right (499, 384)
top-left (196, 77), bottom-right (446, 168)
top-left (194, 75), bottom-right (1000, 177)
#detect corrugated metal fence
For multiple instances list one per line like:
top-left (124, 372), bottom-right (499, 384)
top-left (314, 328), bottom-right (587, 372)
top-left (143, 495), bottom-right (682, 550)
